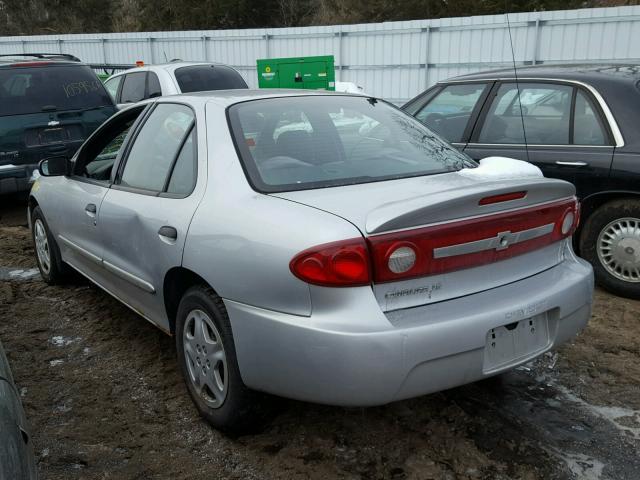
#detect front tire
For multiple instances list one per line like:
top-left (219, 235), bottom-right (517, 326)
top-left (175, 285), bottom-right (269, 434)
top-left (30, 206), bottom-right (69, 284)
top-left (579, 199), bottom-right (640, 299)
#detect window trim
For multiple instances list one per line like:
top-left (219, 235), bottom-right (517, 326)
top-left (113, 101), bottom-right (198, 198)
top-left (451, 77), bottom-right (621, 147)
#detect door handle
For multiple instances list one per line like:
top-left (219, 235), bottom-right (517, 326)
top-left (555, 161), bottom-right (588, 167)
top-left (158, 226), bottom-right (178, 241)
top-left (85, 203), bottom-right (97, 215)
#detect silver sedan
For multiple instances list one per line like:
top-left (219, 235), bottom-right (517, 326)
top-left (29, 90), bottom-right (594, 432)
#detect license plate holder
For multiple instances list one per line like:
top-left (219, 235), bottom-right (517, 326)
top-left (483, 313), bottom-right (549, 373)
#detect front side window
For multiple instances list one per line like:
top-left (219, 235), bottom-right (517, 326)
top-left (175, 65), bottom-right (248, 93)
top-left (120, 72), bottom-right (146, 103)
top-left (0, 65), bottom-right (113, 115)
top-left (478, 83), bottom-right (573, 145)
top-left (104, 76), bottom-right (122, 102)
top-left (229, 95), bottom-right (473, 193)
top-left (414, 83), bottom-right (487, 142)
top-left (120, 103), bottom-right (194, 192)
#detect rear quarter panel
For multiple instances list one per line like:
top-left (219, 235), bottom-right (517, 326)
top-left (182, 103), bottom-right (363, 316)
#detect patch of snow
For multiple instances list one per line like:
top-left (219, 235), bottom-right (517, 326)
top-left (49, 359), bottom-right (64, 367)
top-left (553, 452), bottom-right (605, 480)
top-left (49, 335), bottom-right (79, 347)
top-left (8, 268), bottom-right (40, 280)
top-left (458, 156), bottom-right (543, 180)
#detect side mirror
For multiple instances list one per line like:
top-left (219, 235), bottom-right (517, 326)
top-left (38, 156), bottom-right (70, 177)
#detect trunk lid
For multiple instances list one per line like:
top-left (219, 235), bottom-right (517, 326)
top-left (274, 170), bottom-right (577, 311)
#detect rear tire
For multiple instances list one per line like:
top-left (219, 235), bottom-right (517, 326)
top-left (175, 285), bottom-right (271, 434)
top-left (579, 199), bottom-right (640, 299)
top-left (30, 206), bottom-right (69, 285)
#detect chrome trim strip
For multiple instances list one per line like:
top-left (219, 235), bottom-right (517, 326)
top-left (433, 223), bottom-right (554, 259)
top-left (440, 77), bottom-right (624, 148)
top-left (58, 235), bottom-right (102, 264)
top-left (103, 260), bottom-right (156, 294)
top-left (466, 143), bottom-right (612, 149)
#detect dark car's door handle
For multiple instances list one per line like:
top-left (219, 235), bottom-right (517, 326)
top-left (85, 203), bottom-right (97, 214)
top-left (158, 226), bottom-right (178, 241)
top-left (555, 161), bottom-right (588, 167)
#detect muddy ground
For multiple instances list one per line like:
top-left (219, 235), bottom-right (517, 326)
top-left (0, 196), bottom-right (639, 480)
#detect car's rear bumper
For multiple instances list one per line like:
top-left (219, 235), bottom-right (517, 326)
top-left (0, 164), bottom-right (37, 195)
top-left (225, 253), bottom-right (593, 407)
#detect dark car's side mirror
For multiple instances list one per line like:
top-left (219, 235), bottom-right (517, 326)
top-left (38, 156), bottom-right (70, 177)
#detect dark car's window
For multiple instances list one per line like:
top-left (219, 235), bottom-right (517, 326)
top-left (104, 76), bottom-right (122, 102)
top-left (574, 90), bottom-right (607, 145)
top-left (0, 65), bottom-right (112, 116)
top-left (148, 72), bottom-right (162, 98)
top-left (414, 84), bottom-right (487, 142)
top-left (478, 83), bottom-right (573, 145)
top-left (120, 103), bottom-right (194, 191)
top-left (175, 65), bottom-right (247, 93)
top-left (120, 72), bottom-right (147, 103)
top-left (167, 128), bottom-right (196, 195)
top-left (229, 95), bottom-right (473, 193)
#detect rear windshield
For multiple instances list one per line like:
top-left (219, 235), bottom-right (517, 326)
top-left (228, 95), bottom-right (474, 193)
top-left (175, 65), bottom-right (248, 93)
top-left (0, 64), bottom-right (113, 116)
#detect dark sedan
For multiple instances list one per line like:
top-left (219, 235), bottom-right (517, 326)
top-left (0, 340), bottom-right (37, 479)
top-left (403, 64), bottom-right (640, 299)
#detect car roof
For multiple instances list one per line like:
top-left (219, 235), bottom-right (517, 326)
top-left (0, 53), bottom-right (84, 67)
top-left (168, 89), bottom-right (372, 107)
top-left (108, 61), bottom-right (237, 78)
top-left (443, 63), bottom-right (640, 85)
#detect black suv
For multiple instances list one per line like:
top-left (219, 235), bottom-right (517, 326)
top-left (403, 64), bottom-right (640, 299)
top-left (0, 53), bottom-right (116, 195)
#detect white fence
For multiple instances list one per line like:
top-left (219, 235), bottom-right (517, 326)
top-left (1, 5), bottom-right (639, 103)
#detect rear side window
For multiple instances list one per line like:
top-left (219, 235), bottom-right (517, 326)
top-left (104, 76), bottom-right (122, 102)
top-left (414, 84), bottom-right (487, 142)
top-left (573, 90), bottom-right (607, 145)
top-left (478, 83), bottom-right (573, 145)
top-left (120, 72), bottom-right (146, 103)
top-left (148, 72), bottom-right (162, 98)
top-left (167, 129), bottom-right (196, 195)
top-left (0, 65), bottom-right (112, 115)
top-left (120, 103), bottom-right (194, 192)
top-left (175, 65), bottom-right (247, 93)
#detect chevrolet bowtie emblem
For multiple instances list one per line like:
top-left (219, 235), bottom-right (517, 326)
top-left (433, 223), bottom-right (555, 259)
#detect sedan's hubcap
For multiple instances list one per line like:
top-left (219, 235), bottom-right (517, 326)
top-left (34, 219), bottom-right (51, 275)
top-left (597, 217), bottom-right (640, 283)
top-left (183, 309), bottom-right (228, 408)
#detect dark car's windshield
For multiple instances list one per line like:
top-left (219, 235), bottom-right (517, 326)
top-left (175, 65), bottom-right (248, 93)
top-left (228, 95), bottom-right (475, 193)
top-left (0, 64), bottom-right (113, 116)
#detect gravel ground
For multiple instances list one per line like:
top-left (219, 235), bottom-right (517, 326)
top-left (1, 196), bottom-right (639, 480)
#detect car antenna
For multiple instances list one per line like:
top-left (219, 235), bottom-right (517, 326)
top-left (505, 8), bottom-right (531, 164)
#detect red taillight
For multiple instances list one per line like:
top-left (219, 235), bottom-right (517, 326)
top-left (290, 238), bottom-right (371, 287)
top-left (368, 197), bottom-right (580, 283)
top-left (479, 191), bottom-right (527, 205)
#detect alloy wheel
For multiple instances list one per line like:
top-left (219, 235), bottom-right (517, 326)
top-left (34, 219), bottom-right (51, 275)
top-left (183, 309), bottom-right (228, 408)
